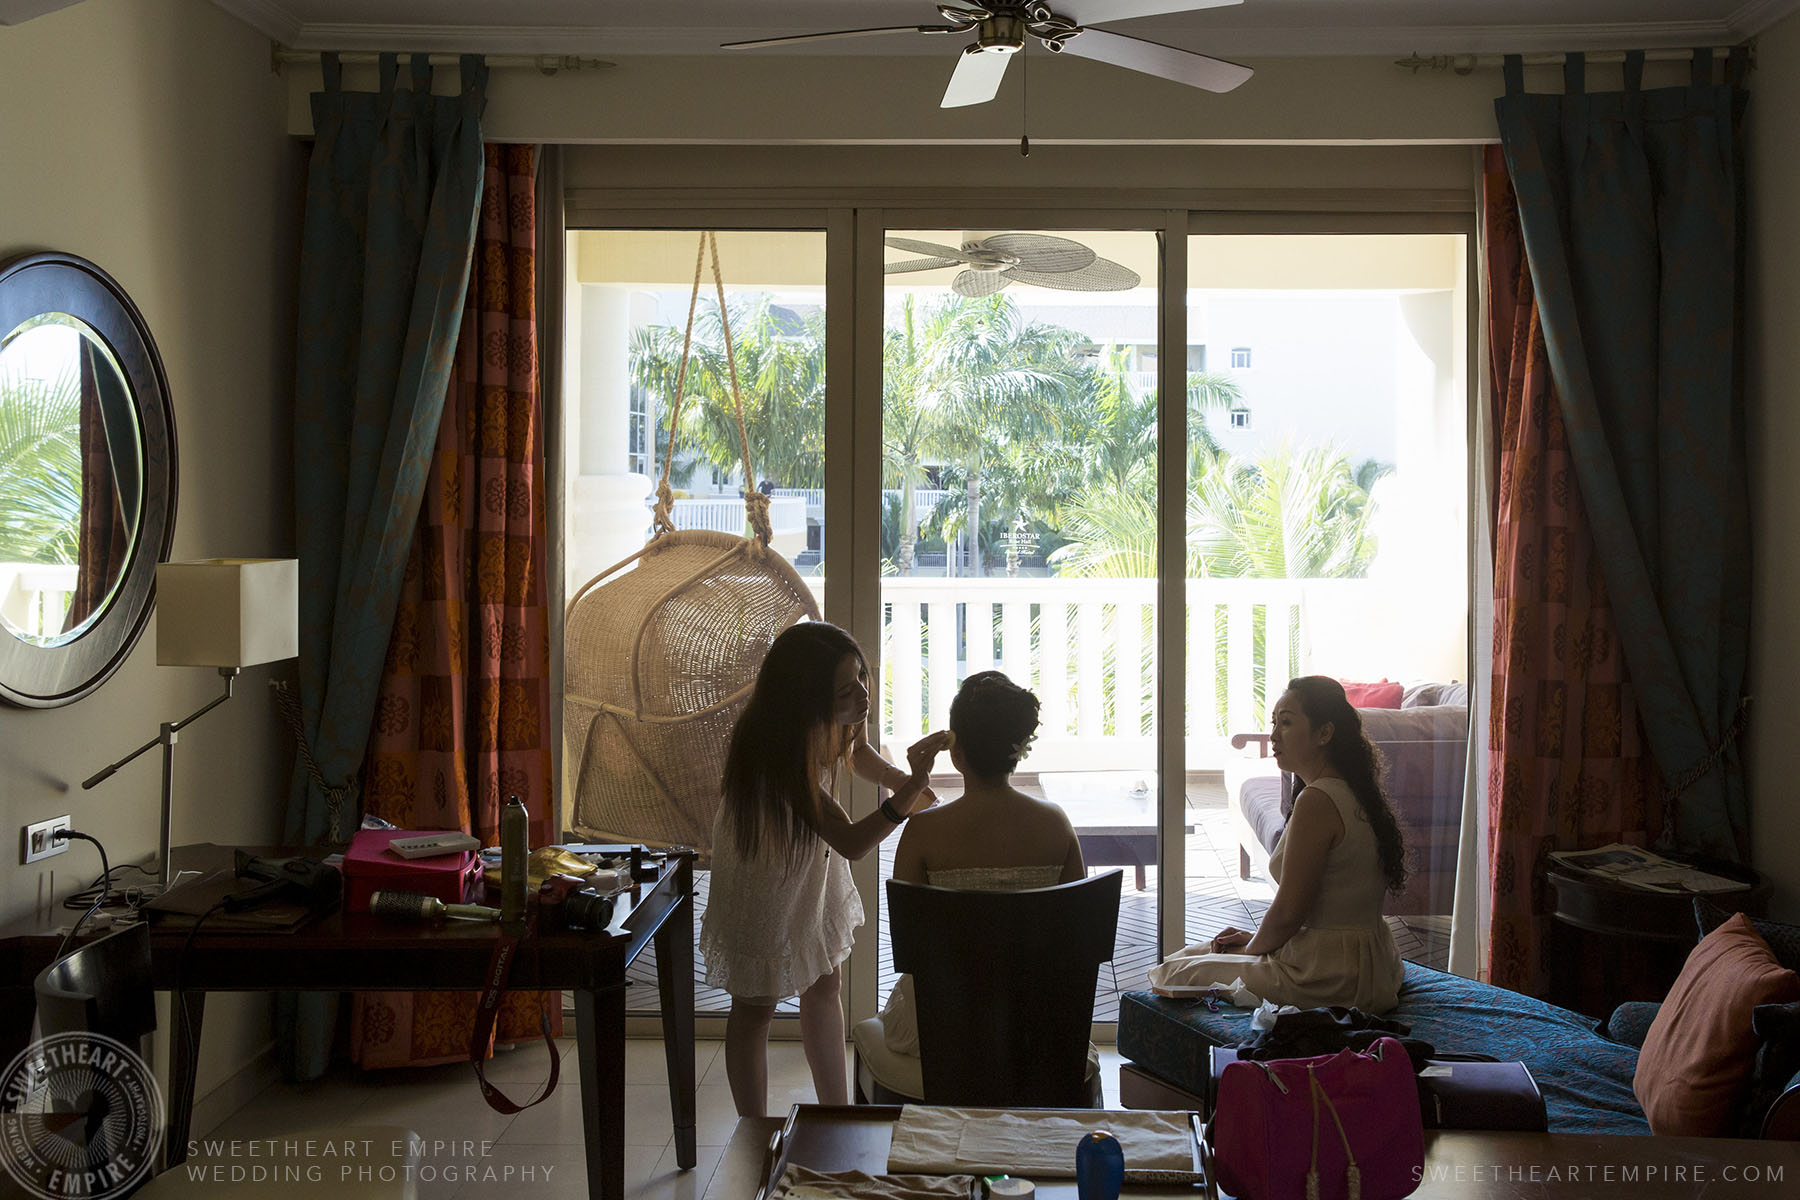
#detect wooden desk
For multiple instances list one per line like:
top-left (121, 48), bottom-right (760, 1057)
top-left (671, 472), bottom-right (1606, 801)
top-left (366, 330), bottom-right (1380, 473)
top-left (0, 843), bottom-right (696, 1200)
top-left (752, 1105), bottom-right (1800, 1200)
top-left (1544, 861), bottom-right (1767, 1017)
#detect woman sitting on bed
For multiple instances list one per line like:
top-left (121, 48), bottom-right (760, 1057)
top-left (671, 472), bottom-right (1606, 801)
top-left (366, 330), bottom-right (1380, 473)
top-left (1150, 675), bottom-right (1408, 1013)
top-left (871, 670), bottom-right (1087, 1059)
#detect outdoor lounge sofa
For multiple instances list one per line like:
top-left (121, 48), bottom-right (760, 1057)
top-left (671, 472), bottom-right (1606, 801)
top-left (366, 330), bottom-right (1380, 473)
top-left (1226, 681), bottom-right (1468, 916)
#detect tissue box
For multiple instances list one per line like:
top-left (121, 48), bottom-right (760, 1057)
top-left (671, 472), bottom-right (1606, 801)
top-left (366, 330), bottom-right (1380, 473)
top-left (343, 828), bottom-right (485, 914)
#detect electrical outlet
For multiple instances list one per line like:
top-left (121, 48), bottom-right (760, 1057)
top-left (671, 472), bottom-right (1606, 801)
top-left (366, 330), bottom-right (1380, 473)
top-left (21, 815), bottom-right (70, 865)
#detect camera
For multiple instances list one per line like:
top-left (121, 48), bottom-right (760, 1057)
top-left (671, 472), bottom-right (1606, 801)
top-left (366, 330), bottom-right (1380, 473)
top-left (535, 873), bottom-right (617, 931)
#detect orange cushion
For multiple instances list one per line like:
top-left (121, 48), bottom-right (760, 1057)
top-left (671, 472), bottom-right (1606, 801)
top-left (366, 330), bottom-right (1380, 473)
top-left (1633, 912), bottom-right (1800, 1136)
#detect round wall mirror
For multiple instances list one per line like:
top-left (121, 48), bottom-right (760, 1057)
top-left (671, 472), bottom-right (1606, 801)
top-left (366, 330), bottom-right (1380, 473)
top-left (0, 253), bottom-right (175, 707)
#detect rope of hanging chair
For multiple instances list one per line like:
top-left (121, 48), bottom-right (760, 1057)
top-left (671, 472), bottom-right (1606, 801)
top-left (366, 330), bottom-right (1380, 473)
top-left (650, 230), bottom-right (772, 552)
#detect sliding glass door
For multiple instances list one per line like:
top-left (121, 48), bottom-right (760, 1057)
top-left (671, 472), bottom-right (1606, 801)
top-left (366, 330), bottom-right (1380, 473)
top-left (559, 213), bottom-right (1474, 1028)
top-left (1184, 231), bottom-right (1472, 972)
top-left (871, 226), bottom-right (1164, 1023)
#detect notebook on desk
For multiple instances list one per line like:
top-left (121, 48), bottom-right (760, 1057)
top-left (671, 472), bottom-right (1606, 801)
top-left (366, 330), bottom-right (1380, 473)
top-left (142, 867), bottom-right (327, 932)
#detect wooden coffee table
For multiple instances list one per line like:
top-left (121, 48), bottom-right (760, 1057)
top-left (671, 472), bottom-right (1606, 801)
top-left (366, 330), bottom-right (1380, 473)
top-left (743, 1104), bottom-right (1800, 1200)
top-left (1037, 773), bottom-right (1194, 891)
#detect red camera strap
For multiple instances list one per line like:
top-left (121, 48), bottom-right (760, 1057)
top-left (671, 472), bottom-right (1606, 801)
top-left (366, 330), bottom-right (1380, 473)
top-left (469, 928), bottom-right (561, 1113)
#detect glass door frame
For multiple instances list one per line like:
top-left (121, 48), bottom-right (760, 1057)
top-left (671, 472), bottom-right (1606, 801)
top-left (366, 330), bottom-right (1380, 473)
top-left (843, 207), bottom-right (1192, 1030)
top-left (561, 196), bottom-right (1480, 1037)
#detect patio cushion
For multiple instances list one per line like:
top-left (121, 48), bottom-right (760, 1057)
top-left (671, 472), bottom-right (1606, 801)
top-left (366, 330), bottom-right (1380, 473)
top-left (852, 1014), bottom-right (924, 1099)
top-left (1118, 961), bottom-right (1648, 1135)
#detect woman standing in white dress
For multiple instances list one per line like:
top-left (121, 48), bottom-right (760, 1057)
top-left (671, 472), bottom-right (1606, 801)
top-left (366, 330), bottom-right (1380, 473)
top-left (699, 621), bottom-right (950, 1117)
top-left (1148, 675), bottom-right (1408, 1013)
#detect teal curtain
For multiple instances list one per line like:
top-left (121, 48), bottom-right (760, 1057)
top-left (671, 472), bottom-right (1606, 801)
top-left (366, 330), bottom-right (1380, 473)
top-left (1494, 49), bottom-right (1751, 859)
top-left (285, 52), bottom-right (488, 844)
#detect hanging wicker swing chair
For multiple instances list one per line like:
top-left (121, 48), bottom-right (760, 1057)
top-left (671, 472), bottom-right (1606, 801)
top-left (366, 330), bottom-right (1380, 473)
top-left (565, 232), bottom-right (820, 861)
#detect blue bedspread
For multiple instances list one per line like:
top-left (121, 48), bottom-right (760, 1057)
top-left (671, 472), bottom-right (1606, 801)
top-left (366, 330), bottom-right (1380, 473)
top-left (1117, 961), bottom-right (1648, 1136)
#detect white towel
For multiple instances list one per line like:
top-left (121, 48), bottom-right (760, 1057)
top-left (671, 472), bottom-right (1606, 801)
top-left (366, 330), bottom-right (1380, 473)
top-left (887, 1107), bottom-right (1199, 1183)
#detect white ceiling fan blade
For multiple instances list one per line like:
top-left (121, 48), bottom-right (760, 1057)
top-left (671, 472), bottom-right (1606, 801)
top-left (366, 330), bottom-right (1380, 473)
top-left (1058, 28), bottom-right (1252, 93)
top-left (983, 233), bottom-right (1096, 274)
top-left (952, 269), bottom-right (1013, 297)
top-left (1060, 0), bottom-right (1243, 22)
top-left (942, 46), bottom-right (1013, 108)
top-left (885, 256), bottom-right (963, 274)
top-left (722, 25), bottom-right (960, 50)
top-left (886, 237), bottom-right (967, 260)
top-left (1010, 260), bottom-right (1141, 291)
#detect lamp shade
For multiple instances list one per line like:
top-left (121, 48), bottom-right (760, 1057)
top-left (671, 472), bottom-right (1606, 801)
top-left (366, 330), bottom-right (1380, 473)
top-left (156, 558), bottom-right (299, 668)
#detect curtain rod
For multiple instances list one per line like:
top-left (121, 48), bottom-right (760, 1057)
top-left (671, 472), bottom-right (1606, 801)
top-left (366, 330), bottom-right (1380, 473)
top-left (270, 46), bottom-right (615, 75)
top-left (1397, 46), bottom-right (1749, 76)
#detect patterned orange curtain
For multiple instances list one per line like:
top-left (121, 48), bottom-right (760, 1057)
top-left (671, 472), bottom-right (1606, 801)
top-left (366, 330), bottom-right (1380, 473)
top-left (1484, 146), bottom-right (1661, 997)
top-left (351, 144), bottom-right (559, 1068)
top-left (65, 341), bottom-right (130, 632)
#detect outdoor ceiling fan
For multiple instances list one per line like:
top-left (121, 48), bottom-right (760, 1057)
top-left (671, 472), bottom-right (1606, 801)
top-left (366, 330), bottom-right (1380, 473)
top-left (885, 232), bottom-right (1139, 295)
top-left (722, 1), bottom-right (1253, 109)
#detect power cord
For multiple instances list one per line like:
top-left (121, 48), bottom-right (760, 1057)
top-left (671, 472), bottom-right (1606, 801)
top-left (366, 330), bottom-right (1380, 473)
top-left (172, 898), bottom-right (230, 1136)
top-left (51, 829), bottom-right (112, 961)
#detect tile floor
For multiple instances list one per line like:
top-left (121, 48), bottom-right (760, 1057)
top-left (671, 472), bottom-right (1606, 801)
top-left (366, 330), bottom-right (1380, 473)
top-left (209, 1037), bottom-right (1133, 1200)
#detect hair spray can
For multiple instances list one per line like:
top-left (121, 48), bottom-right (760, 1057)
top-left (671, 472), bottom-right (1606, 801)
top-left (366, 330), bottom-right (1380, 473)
top-left (500, 796), bottom-right (529, 931)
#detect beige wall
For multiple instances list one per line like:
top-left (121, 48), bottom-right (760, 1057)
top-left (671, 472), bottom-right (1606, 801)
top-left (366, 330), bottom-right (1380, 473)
top-left (0, 0), bottom-right (300, 1112)
top-left (1747, 10), bottom-right (1800, 922)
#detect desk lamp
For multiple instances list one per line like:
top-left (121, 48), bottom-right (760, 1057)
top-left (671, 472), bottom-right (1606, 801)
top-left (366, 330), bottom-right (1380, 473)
top-left (83, 558), bottom-right (299, 885)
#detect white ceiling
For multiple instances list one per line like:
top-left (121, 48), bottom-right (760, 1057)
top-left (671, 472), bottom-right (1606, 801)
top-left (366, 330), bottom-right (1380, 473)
top-left (210, 1), bottom-right (1800, 58)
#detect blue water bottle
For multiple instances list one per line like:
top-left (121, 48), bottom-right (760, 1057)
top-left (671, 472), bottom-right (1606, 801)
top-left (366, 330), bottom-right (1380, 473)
top-left (1075, 1131), bottom-right (1124, 1200)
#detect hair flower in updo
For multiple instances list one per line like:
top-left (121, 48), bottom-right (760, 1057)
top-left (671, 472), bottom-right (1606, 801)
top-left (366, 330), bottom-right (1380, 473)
top-left (1010, 732), bottom-right (1037, 760)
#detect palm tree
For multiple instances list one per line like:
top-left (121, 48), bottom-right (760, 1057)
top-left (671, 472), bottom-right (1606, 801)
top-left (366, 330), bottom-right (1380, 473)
top-left (1187, 439), bottom-right (1383, 579)
top-left (916, 295), bottom-right (1091, 576)
top-left (882, 296), bottom-right (938, 574)
top-left (0, 367), bottom-right (82, 565)
top-left (629, 296), bottom-right (826, 489)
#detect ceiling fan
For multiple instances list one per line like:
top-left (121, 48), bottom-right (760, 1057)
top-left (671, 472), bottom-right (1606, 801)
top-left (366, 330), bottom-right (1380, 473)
top-left (885, 232), bottom-right (1139, 295)
top-left (722, 2), bottom-right (1253, 109)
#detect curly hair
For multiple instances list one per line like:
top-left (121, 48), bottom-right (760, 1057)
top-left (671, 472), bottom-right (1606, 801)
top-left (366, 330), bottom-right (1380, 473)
top-left (948, 670), bottom-right (1041, 779)
top-left (1282, 675), bottom-right (1409, 894)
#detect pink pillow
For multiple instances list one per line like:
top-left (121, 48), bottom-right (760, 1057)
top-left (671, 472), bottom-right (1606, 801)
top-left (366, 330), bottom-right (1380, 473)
top-left (1339, 678), bottom-right (1402, 708)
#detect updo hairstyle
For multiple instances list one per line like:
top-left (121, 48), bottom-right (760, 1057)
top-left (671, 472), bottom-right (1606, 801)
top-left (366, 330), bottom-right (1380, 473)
top-left (948, 670), bottom-right (1041, 779)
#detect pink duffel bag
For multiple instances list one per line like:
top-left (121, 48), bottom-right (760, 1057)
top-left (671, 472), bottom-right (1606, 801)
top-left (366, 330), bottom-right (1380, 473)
top-left (1210, 1036), bottom-right (1424, 1200)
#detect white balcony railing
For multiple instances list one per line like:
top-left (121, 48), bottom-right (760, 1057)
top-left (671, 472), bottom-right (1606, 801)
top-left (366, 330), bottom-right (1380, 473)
top-left (870, 575), bottom-right (1456, 772)
top-left (770, 487), bottom-right (950, 525)
top-left (665, 495), bottom-right (808, 539)
top-left (0, 561), bottom-right (78, 643)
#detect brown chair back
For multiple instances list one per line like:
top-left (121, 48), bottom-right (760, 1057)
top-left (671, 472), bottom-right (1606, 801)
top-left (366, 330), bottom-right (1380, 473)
top-left (888, 870), bottom-right (1122, 1107)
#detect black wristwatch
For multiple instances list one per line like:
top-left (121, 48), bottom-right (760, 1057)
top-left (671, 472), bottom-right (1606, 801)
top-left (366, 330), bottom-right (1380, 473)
top-left (879, 798), bottom-right (906, 824)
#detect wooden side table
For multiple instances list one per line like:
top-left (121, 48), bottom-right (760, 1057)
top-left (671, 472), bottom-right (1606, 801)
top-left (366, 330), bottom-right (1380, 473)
top-left (1544, 857), bottom-right (1768, 1019)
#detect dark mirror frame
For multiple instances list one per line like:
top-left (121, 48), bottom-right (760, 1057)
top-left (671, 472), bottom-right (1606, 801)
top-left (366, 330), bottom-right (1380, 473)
top-left (0, 252), bottom-right (176, 708)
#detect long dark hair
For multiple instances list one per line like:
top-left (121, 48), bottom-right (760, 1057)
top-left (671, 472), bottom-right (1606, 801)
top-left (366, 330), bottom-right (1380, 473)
top-left (1283, 675), bottom-right (1409, 894)
top-left (720, 621), bottom-right (865, 869)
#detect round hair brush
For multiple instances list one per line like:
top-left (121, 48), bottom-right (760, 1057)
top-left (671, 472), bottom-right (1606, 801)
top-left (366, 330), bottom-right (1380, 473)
top-left (369, 889), bottom-right (501, 922)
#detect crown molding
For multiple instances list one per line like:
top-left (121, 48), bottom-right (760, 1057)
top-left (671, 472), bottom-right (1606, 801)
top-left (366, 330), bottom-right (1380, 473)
top-left (1729, 0), bottom-right (1800, 35)
top-left (218, 8), bottom-right (1793, 61)
top-left (1126, 20), bottom-right (1750, 58)
top-left (209, 0), bottom-right (302, 45)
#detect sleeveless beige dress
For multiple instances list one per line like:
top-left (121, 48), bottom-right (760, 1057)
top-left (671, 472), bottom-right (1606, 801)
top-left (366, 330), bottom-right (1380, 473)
top-left (1148, 777), bottom-right (1404, 1013)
